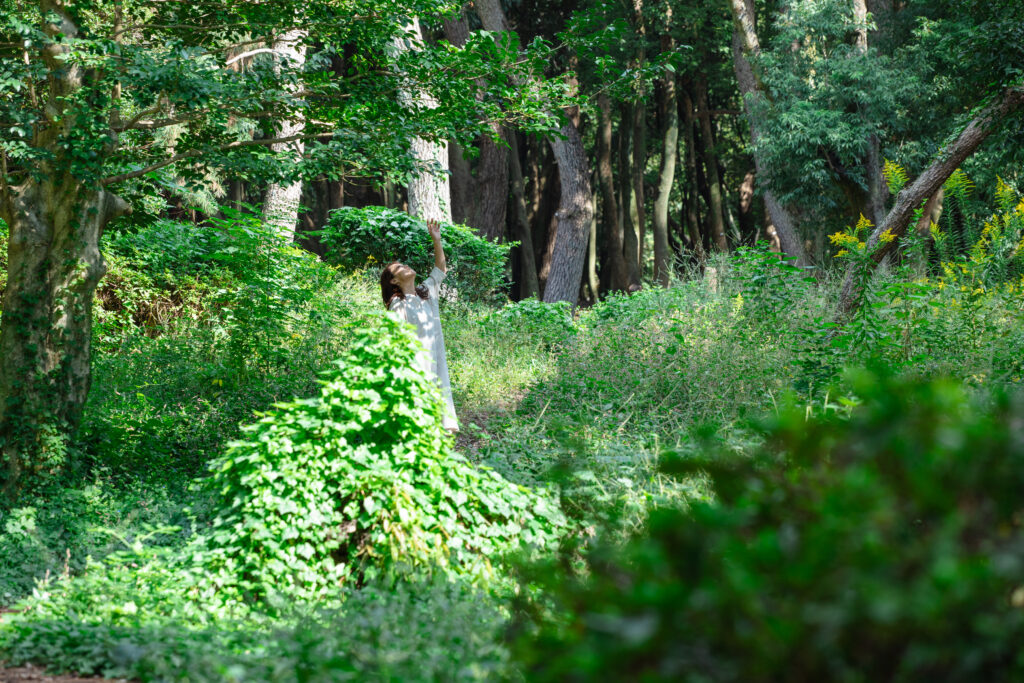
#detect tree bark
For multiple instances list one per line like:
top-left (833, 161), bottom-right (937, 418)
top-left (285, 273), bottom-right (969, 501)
top-left (729, 10), bottom-right (809, 265)
top-left (509, 133), bottom-right (540, 298)
top-left (597, 94), bottom-right (629, 291)
top-left (1, 186), bottom-right (129, 497)
top-left (621, 102), bottom-right (644, 288)
top-left (586, 187), bottom-right (600, 303)
top-left (472, 130), bottom-right (510, 241)
top-left (543, 121), bottom-right (594, 304)
top-left (448, 141), bottom-right (472, 224)
top-left (262, 29), bottom-right (308, 241)
top-left (694, 77), bottom-right (727, 253)
top-left (680, 88), bottom-right (706, 262)
top-left (476, 0), bottom-right (592, 303)
top-left (653, 71), bottom-right (680, 284)
top-left (393, 18), bottom-right (451, 222)
top-left (738, 170), bottom-right (757, 240)
top-left (836, 85), bottom-right (1024, 317)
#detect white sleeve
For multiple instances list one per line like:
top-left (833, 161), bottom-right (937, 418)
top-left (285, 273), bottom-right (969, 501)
top-left (423, 266), bottom-right (447, 300)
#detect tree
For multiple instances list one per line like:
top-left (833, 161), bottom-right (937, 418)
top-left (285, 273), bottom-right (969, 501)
top-left (729, 0), bottom-right (808, 265)
top-left (262, 29), bottom-right (309, 240)
top-left (392, 17), bottom-right (452, 223)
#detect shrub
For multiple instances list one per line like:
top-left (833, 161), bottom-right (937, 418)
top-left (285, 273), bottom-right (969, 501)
top-left (196, 313), bottom-right (566, 601)
top-left (513, 370), bottom-right (1024, 682)
top-left (480, 298), bottom-right (577, 349)
top-left (318, 206), bottom-right (511, 301)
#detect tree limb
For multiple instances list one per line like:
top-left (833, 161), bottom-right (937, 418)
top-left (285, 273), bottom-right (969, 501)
top-left (225, 48), bottom-right (276, 66)
top-left (836, 84), bottom-right (1024, 318)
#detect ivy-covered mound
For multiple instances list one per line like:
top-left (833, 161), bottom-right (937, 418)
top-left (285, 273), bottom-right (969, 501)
top-left (318, 207), bottom-right (511, 301)
top-left (198, 314), bottom-right (565, 600)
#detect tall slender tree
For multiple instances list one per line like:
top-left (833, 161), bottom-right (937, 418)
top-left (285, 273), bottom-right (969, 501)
top-left (476, 0), bottom-right (593, 304)
top-left (730, 0), bottom-right (808, 265)
top-left (262, 29), bottom-right (309, 240)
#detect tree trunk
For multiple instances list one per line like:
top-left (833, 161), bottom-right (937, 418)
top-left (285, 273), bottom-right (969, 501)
top-left (680, 88), bottom-right (706, 262)
top-left (509, 133), bottom-right (540, 298)
top-left (476, 0), bottom-right (592, 303)
top-left (262, 29), bottom-right (308, 241)
top-left (653, 71), bottom-right (679, 285)
top-left (620, 102), bottom-right (643, 288)
top-left (543, 121), bottom-right (594, 304)
top-left (586, 188), bottom-right (600, 303)
top-left (631, 0), bottom-right (648, 273)
top-left (393, 18), bottom-right (451, 223)
top-left (729, 8), bottom-right (809, 265)
top-left (443, 14), bottom-right (507, 237)
top-left (852, 0), bottom-right (886, 228)
top-left (694, 77), bottom-right (727, 253)
top-left (597, 94), bottom-right (629, 291)
top-left (1, 184), bottom-right (129, 497)
top-left (837, 85), bottom-right (1024, 317)
top-left (738, 170), bottom-right (757, 241)
top-left (448, 141), bottom-right (472, 224)
top-left (472, 129), bottom-right (510, 240)
top-left (0, 2), bottom-right (131, 497)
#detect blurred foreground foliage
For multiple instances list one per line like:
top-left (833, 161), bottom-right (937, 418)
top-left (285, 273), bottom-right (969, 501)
top-left (514, 370), bottom-right (1024, 682)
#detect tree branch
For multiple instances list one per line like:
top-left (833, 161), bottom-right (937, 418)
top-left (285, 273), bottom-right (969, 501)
top-left (836, 84), bottom-right (1024, 318)
top-left (225, 48), bottom-right (276, 66)
top-left (99, 132), bottom-right (325, 185)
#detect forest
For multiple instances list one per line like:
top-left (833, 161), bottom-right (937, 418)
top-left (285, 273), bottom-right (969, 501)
top-left (1, 0), bottom-right (1023, 680)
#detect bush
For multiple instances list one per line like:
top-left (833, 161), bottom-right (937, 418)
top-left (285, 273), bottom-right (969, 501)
top-left (514, 370), bottom-right (1024, 682)
top-left (196, 313), bottom-right (566, 601)
top-left (480, 298), bottom-right (577, 350)
top-left (318, 206), bottom-right (511, 301)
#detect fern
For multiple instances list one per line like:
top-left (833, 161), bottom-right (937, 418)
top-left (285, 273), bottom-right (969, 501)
top-left (943, 169), bottom-right (975, 203)
top-left (883, 159), bottom-right (909, 195)
top-left (995, 176), bottom-right (1018, 213)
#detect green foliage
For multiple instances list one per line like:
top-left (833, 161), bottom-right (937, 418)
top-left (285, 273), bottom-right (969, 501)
top-left (514, 371), bottom-right (1024, 682)
top-left (480, 298), bottom-right (577, 349)
top-left (0, 485), bottom-right (188, 604)
top-left (883, 158), bottom-right (910, 194)
top-left (197, 314), bottom-right (565, 600)
top-left (2, 569), bottom-right (509, 682)
top-left (728, 244), bottom-right (816, 325)
top-left (318, 207), bottom-right (511, 301)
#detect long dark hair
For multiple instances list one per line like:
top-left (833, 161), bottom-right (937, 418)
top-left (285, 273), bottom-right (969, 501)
top-left (380, 262), bottom-right (429, 309)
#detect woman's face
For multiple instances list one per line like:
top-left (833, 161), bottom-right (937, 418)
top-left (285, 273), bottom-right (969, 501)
top-left (390, 263), bottom-right (416, 289)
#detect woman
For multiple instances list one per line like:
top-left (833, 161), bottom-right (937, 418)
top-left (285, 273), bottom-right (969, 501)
top-left (380, 219), bottom-right (458, 431)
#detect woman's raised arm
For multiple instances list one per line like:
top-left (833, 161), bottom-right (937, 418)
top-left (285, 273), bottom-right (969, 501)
top-left (427, 219), bottom-right (447, 274)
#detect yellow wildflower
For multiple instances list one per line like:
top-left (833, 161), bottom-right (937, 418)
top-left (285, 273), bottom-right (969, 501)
top-left (835, 249), bottom-right (849, 257)
top-left (879, 229), bottom-right (896, 244)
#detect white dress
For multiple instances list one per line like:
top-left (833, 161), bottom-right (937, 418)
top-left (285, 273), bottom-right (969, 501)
top-left (389, 267), bottom-right (458, 430)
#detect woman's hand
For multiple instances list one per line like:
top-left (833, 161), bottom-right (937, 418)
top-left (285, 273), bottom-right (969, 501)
top-left (426, 219), bottom-right (447, 273)
top-left (426, 219), bottom-right (442, 242)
